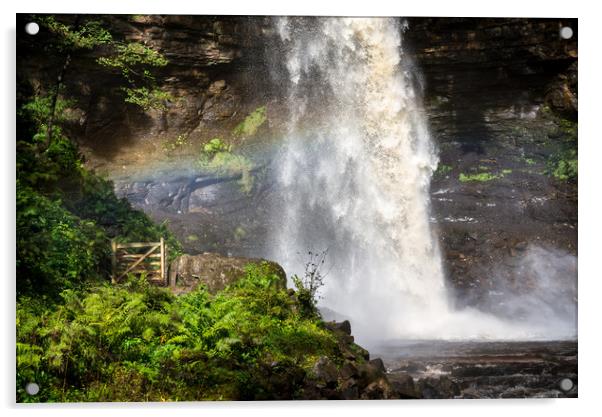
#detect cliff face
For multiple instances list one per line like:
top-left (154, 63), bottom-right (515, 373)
top-left (17, 14), bottom-right (273, 172)
top-left (404, 18), bottom-right (577, 307)
top-left (17, 15), bottom-right (578, 310)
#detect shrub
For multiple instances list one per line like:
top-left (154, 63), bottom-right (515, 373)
top-left (97, 41), bottom-right (172, 111)
top-left (17, 90), bottom-right (183, 293)
top-left (16, 185), bottom-right (108, 296)
top-left (16, 264), bottom-right (339, 402)
top-left (549, 149), bottom-right (578, 181)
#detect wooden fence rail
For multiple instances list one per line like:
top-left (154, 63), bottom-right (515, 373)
top-left (111, 238), bottom-right (167, 285)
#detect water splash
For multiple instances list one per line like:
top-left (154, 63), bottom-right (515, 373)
top-left (268, 17), bottom-right (575, 345)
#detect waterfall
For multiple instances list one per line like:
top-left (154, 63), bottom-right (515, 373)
top-left (267, 17), bottom-right (576, 345)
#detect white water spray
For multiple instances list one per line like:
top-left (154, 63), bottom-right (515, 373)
top-left (268, 17), bottom-right (576, 345)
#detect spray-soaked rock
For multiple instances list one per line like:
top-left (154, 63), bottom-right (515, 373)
top-left (324, 319), bottom-right (352, 335)
top-left (360, 378), bottom-right (393, 400)
top-left (388, 373), bottom-right (418, 399)
top-left (416, 376), bottom-right (461, 399)
top-left (312, 357), bottom-right (339, 388)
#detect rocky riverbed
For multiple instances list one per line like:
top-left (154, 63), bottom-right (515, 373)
top-left (375, 340), bottom-right (578, 399)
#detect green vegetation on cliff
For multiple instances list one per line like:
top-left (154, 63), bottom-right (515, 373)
top-left (233, 106), bottom-right (267, 137)
top-left (540, 106), bottom-right (578, 182)
top-left (198, 138), bottom-right (254, 193)
top-left (434, 164), bottom-right (452, 177)
top-left (17, 88), bottom-right (181, 298)
top-left (459, 172), bottom-right (499, 183)
top-left (548, 119), bottom-right (578, 182)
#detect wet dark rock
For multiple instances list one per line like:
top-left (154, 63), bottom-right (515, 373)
top-left (360, 378), bottom-right (392, 400)
top-left (340, 362), bottom-right (359, 380)
top-left (325, 319), bottom-right (352, 335)
top-left (358, 361), bottom-right (386, 389)
top-left (388, 373), bottom-right (418, 399)
top-left (379, 340), bottom-right (579, 398)
top-left (412, 17), bottom-right (578, 308)
top-left (250, 360), bottom-right (306, 400)
top-left (369, 358), bottom-right (387, 374)
top-left (359, 347), bottom-right (370, 361)
top-left (340, 380), bottom-right (360, 400)
top-left (312, 356), bottom-right (339, 388)
top-left (416, 376), bottom-right (461, 399)
top-left (514, 241), bottom-right (528, 251)
top-left (460, 387), bottom-right (484, 399)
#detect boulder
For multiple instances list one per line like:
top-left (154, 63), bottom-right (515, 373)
top-left (311, 356), bottom-right (339, 389)
top-left (357, 361), bottom-right (386, 389)
top-left (360, 378), bottom-right (393, 400)
top-left (369, 358), bottom-right (386, 374)
top-left (340, 362), bottom-right (359, 380)
top-left (169, 253), bottom-right (286, 294)
top-left (389, 373), bottom-right (418, 399)
top-left (339, 378), bottom-right (360, 400)
top-left (416, 376), bottom-right (461, 399)
top-left (325, 320), bottom-right (352, 335)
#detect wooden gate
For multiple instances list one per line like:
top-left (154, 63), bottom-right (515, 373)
top-left (111, 238), bottom-right (167, 285)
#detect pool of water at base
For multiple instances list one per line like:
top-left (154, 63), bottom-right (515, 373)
top-left (371, 340), bottom-right (577, 398)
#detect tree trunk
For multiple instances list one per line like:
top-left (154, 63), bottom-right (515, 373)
top-left (45, 15), bottom-right (81, 149)
top-left (45, 53), bottom-right (72, 148)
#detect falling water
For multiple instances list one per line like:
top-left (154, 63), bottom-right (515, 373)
top-left (268, 17), bottom-right (576, 345)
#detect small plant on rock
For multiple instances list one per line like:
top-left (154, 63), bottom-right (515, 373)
top-left (198, 138), bottom-right (254, 193)
top-left (162, 134), bottom-right (189, 154)
top-left (291, 250), bottom-right (329, 318)
top-left (232, 106), bottom-right (267, 137)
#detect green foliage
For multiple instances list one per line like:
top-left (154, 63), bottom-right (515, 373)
top-left (524, 157), bottom-right (536, 166)
top-left (17, 93), bottom-right (83, 188)
top-left (39, 16), bottom-right (112, 51)
top-left (199, 139), bottom-right (254, 194)
top-left (17, 89), bottom-right (182, 298)
top-left (547, 118), bottom-right (577, 182)
top-left (16, 185), bottom-right (108, 297)
top-left (558, 118), bottom-right (578, 139)
top-left (68, 171), bottom-right (182, 257)
top-left (162, 134), bottom-right (189, 154)
top-left (203, 138), bottom-right (231, 155)
top-left (17, 132), bottom-right (82, 190)
top-left (548, 148), bottom-right (578, 181)
top-left (232, 106), bottom-right (267, 137)
top-left (233, 226), bottom-right (246, 242)
top-left (459, 172), bottom-right (499, 183)
top-left (458, 167), bottom-right (516, 183)
top-left (291, 250), bottom-right (328, 319)
top-left (97, 42), bottom-right (169, 78)
top-left (20, 95), bottom-right (76, 128)
top-left (97, 41), bottom-right (171, 111)
top-left (122, 87), bottom-right (172, 111)
top-left (186, 234), bottom-right (199, 242)
top-left (39, 15), bottom-right (171, 112)
top-left (16, 265), bottom-right (339, 402)
top-left (434, 164), bottom-right (452, 177)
